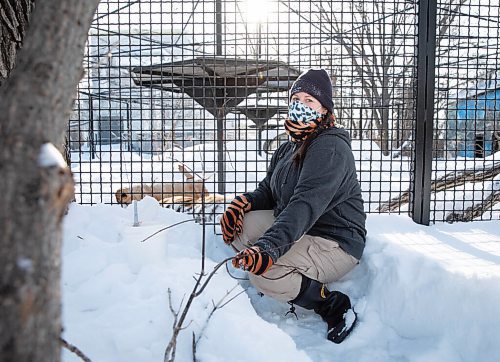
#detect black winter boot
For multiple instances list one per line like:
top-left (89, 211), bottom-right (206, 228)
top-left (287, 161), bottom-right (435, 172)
top-left (291, 275), bottom-right (357, 344)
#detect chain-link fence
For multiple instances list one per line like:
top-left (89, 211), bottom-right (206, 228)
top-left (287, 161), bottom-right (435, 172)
top-left (68, 0), bottom-right (500, 226)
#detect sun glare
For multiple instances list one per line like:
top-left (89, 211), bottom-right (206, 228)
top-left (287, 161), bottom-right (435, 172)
top-left (241, 0), bottom-right (275, 24)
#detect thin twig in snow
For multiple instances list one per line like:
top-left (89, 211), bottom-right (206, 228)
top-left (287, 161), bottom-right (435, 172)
top-left (193, 257), bottom-right (234, 297)
top-left (168, 288), bottom-right (179, 325)
top-left (225, 262), bottom-right (250, 281)
top-left (140, 219), bottom-right (195, 242)
top-left (195, 285), bottom-right (246, 346)
top-left (60, 337), bottom-right (92, 362)
top-left (164, 270), bottom-right (204, 362)
top-left (192, 332), bottom-right (197, 362)
top-left (164, 177), bottom-right (209, 362)
top-left (218, 288), bottom-right (247, 310)
top-left (166, 288), bottom-right (179, 362)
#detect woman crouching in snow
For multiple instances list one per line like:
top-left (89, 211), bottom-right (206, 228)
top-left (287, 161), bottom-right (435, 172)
top-left (220, 68), bottom-right (367, 343)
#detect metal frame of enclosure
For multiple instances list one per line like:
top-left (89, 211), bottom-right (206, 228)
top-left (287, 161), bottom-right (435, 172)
top-left (68, 0), bottom-right (500, 226)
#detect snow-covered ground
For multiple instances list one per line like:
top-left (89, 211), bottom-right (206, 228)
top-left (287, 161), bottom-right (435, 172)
top-left (62, 197), bottom-right (500, 362)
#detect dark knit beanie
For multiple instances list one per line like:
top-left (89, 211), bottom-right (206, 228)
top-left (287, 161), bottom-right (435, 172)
top-left (289, 68), bottom-right (334, 114)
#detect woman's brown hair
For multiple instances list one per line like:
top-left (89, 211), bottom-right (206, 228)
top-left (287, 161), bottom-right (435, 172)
top-left (292, 112), bottom-right (336, 167)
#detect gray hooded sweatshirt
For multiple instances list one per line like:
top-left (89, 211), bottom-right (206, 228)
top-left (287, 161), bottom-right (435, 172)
top-left (246, 127), bottom-right (367, 262)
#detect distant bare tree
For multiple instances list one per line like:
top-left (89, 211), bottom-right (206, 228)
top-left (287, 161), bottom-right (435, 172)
top-left (312, 0), bottom-right (468, 155)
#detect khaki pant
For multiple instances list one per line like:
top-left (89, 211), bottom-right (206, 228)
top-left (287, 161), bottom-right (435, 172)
top-left (232, 210), bottom-right (359, 302)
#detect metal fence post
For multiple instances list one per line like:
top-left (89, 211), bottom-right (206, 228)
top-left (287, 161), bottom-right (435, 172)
top-left (215, 0), bottom-right (226, 195)
top-left (412, 0), bottom-right (437, 225)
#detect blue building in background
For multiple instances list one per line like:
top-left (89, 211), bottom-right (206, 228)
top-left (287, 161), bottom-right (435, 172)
top-left (447, 75), bottom-right (500, 158)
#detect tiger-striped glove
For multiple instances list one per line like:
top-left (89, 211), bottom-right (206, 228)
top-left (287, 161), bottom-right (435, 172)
top-left (232, 246), bottom-right (273, 275)
top-left (220, 194), bottom-right (252, 245)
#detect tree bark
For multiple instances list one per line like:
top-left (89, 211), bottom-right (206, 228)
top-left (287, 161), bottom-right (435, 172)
top-left (0, 1), bottom-right (99, 361)
top-left (378, 161), bottom-right (500, 213)
top-left (0, 0), bottom-right (35, 87)
top-left (446, 190), bottom-right (500, 222)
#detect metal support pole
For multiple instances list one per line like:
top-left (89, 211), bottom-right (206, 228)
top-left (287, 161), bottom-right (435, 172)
top-left (257, 22), bottom-right (262, 59)
top-left (215, 0), bottom-right (226, 195)
top-left (412, 0), bottom-right (437, 225)
top-left (216, 114), bottom-right (225, 195)
top-left (216, 0), bottom-right (223, 56)
top-left (126, 102), bottom-right (131, 152)
top-left (89, 95), bottom-right (96, 160)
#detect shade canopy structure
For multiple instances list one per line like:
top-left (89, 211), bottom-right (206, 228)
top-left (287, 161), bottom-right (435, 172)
top-left (235, 105), bottom-right (289, 155)
top-left (131, 57), bottom-right (300, 117)
top-left (131, 56), bottom-right (301, 194)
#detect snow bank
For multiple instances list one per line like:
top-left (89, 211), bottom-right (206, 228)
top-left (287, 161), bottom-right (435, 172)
top-left (62, 199), bottom-right (500, 361)
top-left (62, 198), bottom-right (309, 361)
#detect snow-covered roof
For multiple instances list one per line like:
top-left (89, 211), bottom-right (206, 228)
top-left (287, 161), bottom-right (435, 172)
top-left (453, 70), bottom-right (500, 100)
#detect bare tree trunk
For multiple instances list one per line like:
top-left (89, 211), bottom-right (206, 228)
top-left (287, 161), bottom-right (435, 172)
top-left (0, 0), bottom-right (35, 86)
top-left (0, 1), bottom-right (99, 361)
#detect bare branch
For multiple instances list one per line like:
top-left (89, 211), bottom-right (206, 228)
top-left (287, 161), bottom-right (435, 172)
top-left (225, 262), bottom-right (250, 281)
top-left (180, 320), bottom-right (194, 331)
top-left (164, 178), bottom-right (227, 362)
top-left (60, 337), bottom-right (92, 362)
top-left (218, 288), bottom-right (247, 310)
top-left (194, 257), bottom-right (234, 297)
top-left (194, 285), bottom-right (244, 346)
top-left (164, 272), bottom-right (202, 362)
top-left (446, 190), bottom-right (500, 222)
top-left (165, 287), bottom-right (187, 362)
top-left (140, 219), bottom-right (195, 243)
top-left (168, 288), bottom-right (179, 324)
top-left (437, 0), bottom-right (468, 42)
top-left (192, 332), bottom-right (197, 362)
top-left (378, 162), bottom-right (500, 212)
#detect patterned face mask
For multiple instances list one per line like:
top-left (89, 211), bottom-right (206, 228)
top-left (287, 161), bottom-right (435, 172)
top-left (285, 101), bottom-right (324, 142)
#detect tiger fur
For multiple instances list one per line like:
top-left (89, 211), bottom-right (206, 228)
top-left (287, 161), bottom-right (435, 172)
top-left (160, 193), bottom-right (226, 223)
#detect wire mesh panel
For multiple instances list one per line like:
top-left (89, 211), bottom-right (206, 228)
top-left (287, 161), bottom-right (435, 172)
top-left (68, 0), bottom-right (499, 225)
top-left (433, 0), bottom-right (500, 222)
